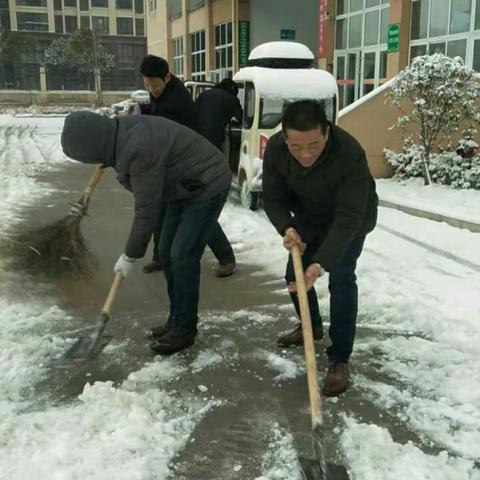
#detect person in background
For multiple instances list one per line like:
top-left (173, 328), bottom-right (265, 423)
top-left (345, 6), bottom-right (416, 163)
top-left (61, 111), bottom-right (231, 355)
top-left (139, 55), bottom-right (236, 277)
top-left (262, 100), bottom-right (378, 397)
top-left (194, 78), bottom-right (243, 277)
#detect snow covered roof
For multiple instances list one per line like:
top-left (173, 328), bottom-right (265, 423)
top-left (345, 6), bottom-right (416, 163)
top-left (248, 41), bottom-right (314, 61)
top-left (233, 67), bottom-right (337, 100)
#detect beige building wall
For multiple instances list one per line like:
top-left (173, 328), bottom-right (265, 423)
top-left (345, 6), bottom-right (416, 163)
top-left (338, 87), bottom-right (400, 178)
top-left (147, 0), bottom-right (169, 58)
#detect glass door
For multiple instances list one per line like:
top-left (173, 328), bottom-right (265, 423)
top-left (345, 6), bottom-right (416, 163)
top-left (334, 51), bottom-right (361, 108)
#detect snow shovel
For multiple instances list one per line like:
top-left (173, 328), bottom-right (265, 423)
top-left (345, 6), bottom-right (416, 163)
top-left (291, 245), bottom-right (350, 480)
top-left (57, 271), bottom-right (123, 366)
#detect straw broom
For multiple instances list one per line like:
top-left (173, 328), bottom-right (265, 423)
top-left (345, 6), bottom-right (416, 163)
top-left (5, 164), bottom-right (104, 278)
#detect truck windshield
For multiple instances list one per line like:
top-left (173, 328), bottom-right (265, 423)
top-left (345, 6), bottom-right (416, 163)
top-left (259, 96), bottom-right (336, 129)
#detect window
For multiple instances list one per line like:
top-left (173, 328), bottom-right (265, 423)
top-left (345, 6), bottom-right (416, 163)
top-left (117, 44), bottom-right (134, 62)
top-left (134, 0), bottom-right (143, 13)
top-left (446, 38), bottom-right (467, 60)
top-left (168, 0), bottom-right (181, 18)
top-left (411, 0), bottom-right (429, 39)
top-left (187, 0), bottom-right (204, 11)
top-left (349, 14), bottom-right (362, 47)
top-left (476, 0), bottom-right (480, 29)
top-left (91, 0), bottom-right (108, 6)
top-left (148, 0), bottom-right (156, 12)
top-left (135, 18), bottom-right (144, 36)
top-left (54, 14), bottom-right (63, 32)
top-left (92, 15), bottom-right (109, 33)
top-left (116, 0), bottom-right (132, 8)
top-left (54, 0), bottom-right (62, 9)
top-left (259, 97), bottom-right (284, 129)
top-left (337, 0), bottom-right (346, 15)
top-left (365, 10), bottom-right (379, 45)
top-left (336, 18), bottom-right (347, 49)
top-left (117, 17), bottom-right (133, 35)
top-left (65, 15), bottom-right (77, 32)
top-left (190, 30), bottom-right (206, 81)
top-left (80, 0), bottom-right (89, 9)
top-left (410, 0), bottom-right (477, 69)
top-left (16, 12), bottom-right (48, 31)
top-left (64, 0), bottom-right (77, 7)
top-left (214, 21), bottom-right (233, 78)
top-left (243, 82), bottom-right (255, 129)
top-left (16, 0), bottom-right (47, 5)
top-left (350, 0), bottom-right (363, 12)
top-left (173, 36), bottom-right (184, 79)
top-left (473, 39), bottom-right (480, 69)
top-left (450, 0), bottom-right (471, 34)
top-left (80, 15), bottom-right (90, 29)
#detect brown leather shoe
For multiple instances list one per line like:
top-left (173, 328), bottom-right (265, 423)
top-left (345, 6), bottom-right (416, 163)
top-left (216, 262), bottom-right (236, 277)
top-left (145, 324), bottom-right (168, 340)
top-left (323, 362), bottom-right (350, 397)
top-left (277, 324), bottom-right (323, 347)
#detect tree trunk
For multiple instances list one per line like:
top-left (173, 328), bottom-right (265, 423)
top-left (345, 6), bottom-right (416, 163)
top-left (423, 150), bottom-right (432, 186)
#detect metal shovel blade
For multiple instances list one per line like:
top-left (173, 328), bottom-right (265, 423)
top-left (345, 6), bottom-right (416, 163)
top-left (300, 458), bottom-right (350, 480)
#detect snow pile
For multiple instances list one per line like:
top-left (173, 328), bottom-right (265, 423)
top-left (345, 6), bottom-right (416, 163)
top-left (260, 350), bottom-right (304, 382)
top-left (0, 379), bottom-right (216, 480)
top-left (341, 417), bottom-right (478, 480)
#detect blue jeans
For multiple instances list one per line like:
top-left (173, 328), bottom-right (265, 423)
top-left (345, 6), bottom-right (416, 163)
top-left (159, 189), bottom-right (229, 334)
top-left (285, 236), bottom-right (365, 363)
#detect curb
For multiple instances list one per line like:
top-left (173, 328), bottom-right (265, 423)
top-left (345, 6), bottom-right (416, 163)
top-left (379, 199), bottom-right (480, 234)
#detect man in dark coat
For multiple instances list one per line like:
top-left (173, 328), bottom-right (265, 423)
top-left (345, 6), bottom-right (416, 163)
top-left (140, 54), bottom-right (235, 278)
top-left (195, 78), bottom-right (243, 150)
top-left (61, 111), bottom-right (231, 354)
top-left (193, 78), bottom-right (242, 277)
top-left (262, 100), bottom-right (378, 397)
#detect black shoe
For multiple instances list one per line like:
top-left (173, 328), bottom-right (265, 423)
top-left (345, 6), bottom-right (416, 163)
top-left (145, 324), bottom-right (169, 340)
top-left (216, 262), bottom-right (236, 277)
top-left (277, 323), bottom-right (323, 347)
top-left (143, 261), bottom-right (163, 273)
top-left (323, 361), bottom-right (350, 397)
top-left (149, 328), bottom-right (196, 355)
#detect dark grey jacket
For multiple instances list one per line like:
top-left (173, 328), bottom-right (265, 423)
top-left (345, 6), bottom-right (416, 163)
top-left (262, 124), bottom-right (378, 272)
top-left (61, 111), bottom-right (231, 259)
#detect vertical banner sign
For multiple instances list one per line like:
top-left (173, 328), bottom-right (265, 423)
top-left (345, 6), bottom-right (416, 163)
top-left (387, 23), bottom-right (400, 52)
top-left (317, 0), bottom-right (328, 59)
top-left (238, 20), bottom-right (250, 68)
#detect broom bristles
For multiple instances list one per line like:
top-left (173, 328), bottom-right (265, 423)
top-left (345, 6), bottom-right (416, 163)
top-left (2, 213), bottom-right (97, 278)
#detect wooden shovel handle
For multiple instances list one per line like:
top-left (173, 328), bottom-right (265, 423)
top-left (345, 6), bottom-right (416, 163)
top-left (101, 271), bottom-right (123, 314)
top-left (83, 164), bottom-right (104, 202)
top-left (291, 245), bottom-right (323, 426)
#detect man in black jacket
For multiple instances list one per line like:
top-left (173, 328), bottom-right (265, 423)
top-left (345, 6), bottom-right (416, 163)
top-left (139, 55), bottom-right (235, 277)
top-left (61, 111), bottom-right (231, 355)
top-left (194, 78), bottom-right (242, 277)
top-left (262, 100), bottom-right (378, 397)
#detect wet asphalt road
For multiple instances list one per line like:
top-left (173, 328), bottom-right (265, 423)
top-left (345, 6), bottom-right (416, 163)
top-left (3, 160), bottom-right (446, 480)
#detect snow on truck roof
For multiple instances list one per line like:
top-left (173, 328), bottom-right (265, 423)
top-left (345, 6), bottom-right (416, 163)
top-left (233, 67), bottom-right (338, 100)
top-left (249, 41), bottom-right (314, 60)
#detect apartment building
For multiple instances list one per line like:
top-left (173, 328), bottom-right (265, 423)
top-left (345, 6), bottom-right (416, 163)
top-left (1, 0), bottom-right (148, 90)
top-left (146, 0), bottom-right (480, 108)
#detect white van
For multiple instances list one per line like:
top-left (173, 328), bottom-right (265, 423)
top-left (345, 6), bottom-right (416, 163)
top-left (230, 41), bottom-right (338, 210)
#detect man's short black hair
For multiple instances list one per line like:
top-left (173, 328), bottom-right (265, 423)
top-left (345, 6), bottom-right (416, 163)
top-left (140, 55), bottom-right (170, 79)
top-left (282, 100), bottom-right (329, 135)
top-left (216, 78), bottom-right (238, 96)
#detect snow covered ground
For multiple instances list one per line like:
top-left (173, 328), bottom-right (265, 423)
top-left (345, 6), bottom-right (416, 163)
top-left (1, 114), bottom-right (479, 480)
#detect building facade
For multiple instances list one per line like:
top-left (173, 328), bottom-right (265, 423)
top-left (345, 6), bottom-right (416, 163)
top-left (1, 0), bottom-right (147, 90)
top-left (146, 0), bottom-right (480, 107)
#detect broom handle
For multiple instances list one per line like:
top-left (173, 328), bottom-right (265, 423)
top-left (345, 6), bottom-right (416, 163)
top-left (291, 245), bottom-right (323, 427)
top-left (83, 164), bottom-right (104, 203)
top-left (101, 272), bottom-right (123, 315)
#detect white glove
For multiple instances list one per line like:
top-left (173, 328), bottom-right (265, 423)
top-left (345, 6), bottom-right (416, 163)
top-left (114, 253), bottom-right (136, 278)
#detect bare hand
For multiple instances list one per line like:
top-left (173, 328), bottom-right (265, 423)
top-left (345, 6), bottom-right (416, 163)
top-left (283, 227), bottom-right (306, 253)
top-left (287, 263), bottom-right (323, 293)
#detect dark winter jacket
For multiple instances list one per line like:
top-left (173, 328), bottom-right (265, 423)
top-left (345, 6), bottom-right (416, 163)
top-left (140, 74), bottom-right (200, 133)
top-left (61, 111), bottom-right (231, 259)
top-left (262, 124), bottom-right (378, 271)
top-left (195, 87), bottom-right (243, 149)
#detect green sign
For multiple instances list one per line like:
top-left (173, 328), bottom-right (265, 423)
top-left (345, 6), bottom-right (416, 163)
top-left (238, 20), bottom-right (250, 68)
top-left (387, 23), bottom-right (400, 52)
